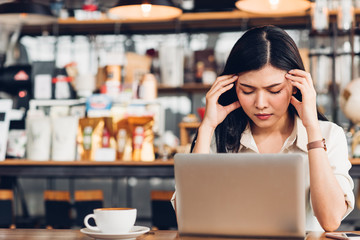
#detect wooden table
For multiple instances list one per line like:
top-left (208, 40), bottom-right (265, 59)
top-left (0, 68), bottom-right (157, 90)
top-left (0, 229), bottom-right (349, 240)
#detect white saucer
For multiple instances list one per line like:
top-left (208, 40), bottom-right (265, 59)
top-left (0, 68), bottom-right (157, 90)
top-left (80, 226), bottom-right (150, 240)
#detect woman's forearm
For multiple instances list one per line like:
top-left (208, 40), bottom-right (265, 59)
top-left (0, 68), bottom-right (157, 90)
top-left (307, 125), bottom-right (347, 231)
top-left (192, 123), bottom-right (215, 153)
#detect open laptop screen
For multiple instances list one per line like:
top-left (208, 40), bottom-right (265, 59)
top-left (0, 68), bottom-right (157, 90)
top-left (174, 153), bottom-right (305, 238)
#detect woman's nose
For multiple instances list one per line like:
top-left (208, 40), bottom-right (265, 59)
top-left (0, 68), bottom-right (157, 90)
top-left (255, 92), bottom-right (268, 109)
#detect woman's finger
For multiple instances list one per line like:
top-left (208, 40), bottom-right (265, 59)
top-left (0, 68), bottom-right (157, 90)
top-left (216, 74), bottom-right (237, 82)
top-left (285, 73), bottom-right (309, 87)
top-left (289, 77), bottom-right (317, 108)
top-left (210, 75), bottom-right (238, 90)
top-left (290, 96), bottom-right (301, 112)
top-left (224, 100), bottom-right (241, 114)
top-left (207, 75), bottom-right (238, 97)
top-left (288, 69), bottom-right (314, 86)
top-left (213, 82), bottom-right (235, 98)
top-left (289, 79), bottom-right (306, 93)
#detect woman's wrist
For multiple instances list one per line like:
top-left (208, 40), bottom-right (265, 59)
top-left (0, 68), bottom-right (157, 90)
top-left (192, 121), bottom-right (216, 153)
top-left (305, 122), bottom-right (322, 142)
top-left (199, 119), bottom-right (216, 132)
top-left (198, 121), bottom-right (216, 141)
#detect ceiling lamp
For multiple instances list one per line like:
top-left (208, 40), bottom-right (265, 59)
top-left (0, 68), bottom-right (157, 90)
top-left (235, 0), bottom-right (311, 15)
top-left (0, 0), bottom-right (57, 25)
top-left (109, 0), bottom-right (182, 20)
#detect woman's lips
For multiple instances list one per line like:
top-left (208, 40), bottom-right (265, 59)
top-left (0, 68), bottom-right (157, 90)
top-left (255, 114), bottom-right (272, 120)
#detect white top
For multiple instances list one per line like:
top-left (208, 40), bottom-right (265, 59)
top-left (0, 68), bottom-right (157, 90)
top-left (172, 116), bottom-right (354, 231)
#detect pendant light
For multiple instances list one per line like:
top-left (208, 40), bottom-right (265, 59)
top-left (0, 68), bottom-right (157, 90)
top-left (235, 0), bottom-right (311, 15)
top-left (109, 0), bottom-right (182, 20)
top-left (0, 0), bottom-right (57, 25)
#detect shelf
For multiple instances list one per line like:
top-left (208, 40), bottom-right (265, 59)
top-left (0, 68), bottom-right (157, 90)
top-left (308, 52), bottom-right (353, 57)
top-left (18, 8), bottom-right (360, 36)
top-left (158, 83), bottom-right (211, 94)
top-left (29, 98), bottom-right (87, 110)
top-left (309, 29), bottom-right (355, 37)
top-left (21, 10), bottom-right (312, 36)
top-left (29, 98), bottom-right (161, 111)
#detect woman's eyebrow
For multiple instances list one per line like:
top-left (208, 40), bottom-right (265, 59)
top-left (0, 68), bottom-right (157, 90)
top-left (239, 83), bottom-right (255, 88)
top-left (239, 82), bottom-right (283, 89)
top-left (264, 82), bottom-right (283, 88)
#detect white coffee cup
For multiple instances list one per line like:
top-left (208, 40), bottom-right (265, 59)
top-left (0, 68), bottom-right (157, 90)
top-left (84, 208), bottom-right (137, 234)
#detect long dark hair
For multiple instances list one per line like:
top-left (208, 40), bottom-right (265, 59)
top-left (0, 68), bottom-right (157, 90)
top-left (213, 25), bottom-right (327, 153)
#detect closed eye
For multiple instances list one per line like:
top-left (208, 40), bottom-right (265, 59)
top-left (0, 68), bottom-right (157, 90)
top-left (270, 90), bottom-right (281, 94)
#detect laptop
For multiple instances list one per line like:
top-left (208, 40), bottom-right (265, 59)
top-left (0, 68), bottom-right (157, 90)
top-left (174, 153), bottom-right (305, 239)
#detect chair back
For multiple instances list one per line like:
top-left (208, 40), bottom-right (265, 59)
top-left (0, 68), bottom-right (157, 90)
top-left (74, 190), bottom-right (103, 227)
top-left (151, 190), bottom-right (177, 230)
top-left (44, 190), bottom-right (71, 229)
top-left (0, 190), bottom-right (15, 228)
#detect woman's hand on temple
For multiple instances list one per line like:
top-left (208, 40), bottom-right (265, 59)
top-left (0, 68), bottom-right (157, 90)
top-left (286, 69), bottom-right (318, 129)
top-left (201, 75), bottom-right (241, 130)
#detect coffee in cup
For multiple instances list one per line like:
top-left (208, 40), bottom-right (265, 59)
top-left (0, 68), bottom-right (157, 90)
top-left (84, 208), bottom-right (137, 234)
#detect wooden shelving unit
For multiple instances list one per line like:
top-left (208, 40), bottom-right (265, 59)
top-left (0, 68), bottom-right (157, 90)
top-left (14, 7), bottom-right (360, 165)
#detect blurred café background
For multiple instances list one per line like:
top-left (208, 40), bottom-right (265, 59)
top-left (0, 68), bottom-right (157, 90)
top-left (0, 0), bottom-right (360, 231)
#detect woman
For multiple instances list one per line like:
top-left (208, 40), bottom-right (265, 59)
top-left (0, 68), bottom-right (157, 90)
top-left (175, 25), bottom-right (354, 232)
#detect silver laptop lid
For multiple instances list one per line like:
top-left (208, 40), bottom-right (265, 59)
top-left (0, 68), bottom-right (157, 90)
top-left (174, 153), bottom-right (305, 238)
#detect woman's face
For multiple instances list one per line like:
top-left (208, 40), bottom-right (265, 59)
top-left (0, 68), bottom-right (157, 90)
top-left (235, 64), bottom-right (294, 131)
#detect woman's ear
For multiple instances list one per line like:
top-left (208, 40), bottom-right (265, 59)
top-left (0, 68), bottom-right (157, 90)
top-left (292, 87), bottom-right (298, 95)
